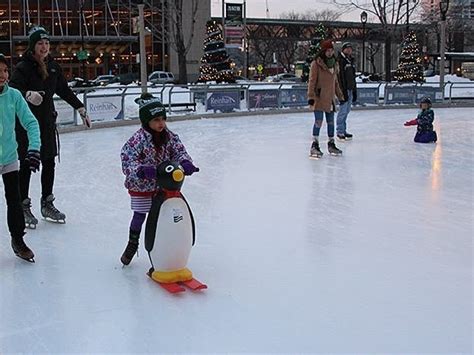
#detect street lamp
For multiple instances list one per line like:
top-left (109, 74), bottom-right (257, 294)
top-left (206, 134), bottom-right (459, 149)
top-left (79, 0), bottom-right (86, 81)
top-left (439, 0), bottom-right (449, 90)
top-left (360, 11), bottom-right (367, 74)
top-left (137, 1), bottom-right (147, 94)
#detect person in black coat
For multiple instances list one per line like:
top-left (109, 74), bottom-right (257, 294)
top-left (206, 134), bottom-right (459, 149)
top-left (336, 42), bottom-right (357, 141)
top-left (9, 26), bottom-right (91, 228)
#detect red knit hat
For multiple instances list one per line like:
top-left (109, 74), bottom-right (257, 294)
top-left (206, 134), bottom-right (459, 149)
top-left (320, 40), bottom-right (334, 51)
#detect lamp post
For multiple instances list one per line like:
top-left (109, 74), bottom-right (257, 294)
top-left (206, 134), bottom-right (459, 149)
top-left (406, 0), bottom-right (410, 32)
top-left (439, 0), bottom-right (449, 90)
top-left (79, 0), bottom-right (86, 81)
top-left (137, 1), bottom-right (147, 94)
top-left (360, 11), bottom-right (367, 74)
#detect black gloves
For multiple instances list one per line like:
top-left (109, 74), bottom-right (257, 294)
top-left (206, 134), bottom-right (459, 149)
top-left (26, 150), bottom-right (41, 173)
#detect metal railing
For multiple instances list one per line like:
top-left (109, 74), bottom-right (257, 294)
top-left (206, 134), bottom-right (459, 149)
top-left (56, 80), bottom-right (474, 126)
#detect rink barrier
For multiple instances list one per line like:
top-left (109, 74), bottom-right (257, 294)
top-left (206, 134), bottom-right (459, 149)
top-left (54, 81), bottom-right (474, 126)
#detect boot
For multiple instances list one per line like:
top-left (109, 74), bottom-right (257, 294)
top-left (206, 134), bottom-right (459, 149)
top-left (41, 194), bottom-right (66, 223)
top-left (121, 230), bottom-right (140, 266)
top-left (309, 140), bottom-right (323, 158)
top-left (11, 234), bottom-right (35, 262)
top-left (22, 198), bottom-right (38, 229)
top-left (328, 139), bottom-right (343, 156)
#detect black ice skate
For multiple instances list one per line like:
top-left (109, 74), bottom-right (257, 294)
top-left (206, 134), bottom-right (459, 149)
top-left (22, 198), bottom-right (38, 229)
top-left (309, 141), bottom-right (323, 159)
top-left (328, 140), bottom-right (342, 156)
top-left (41, 194), bottom-right (66, 223)
top-left (121, 230), bottom-right (140, 266)
top-left (344, 132), bottom-right (353, 140)
top-left (11, 234), bottom-right (35, 262)
top-left (336, 134), bottom-right (346, 141)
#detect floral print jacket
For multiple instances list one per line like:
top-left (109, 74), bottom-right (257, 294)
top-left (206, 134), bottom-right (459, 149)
top-left (121, 127), bottom-right (192, 195)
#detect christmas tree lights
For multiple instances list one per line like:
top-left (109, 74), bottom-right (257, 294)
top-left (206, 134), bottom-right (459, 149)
top-left (302, 23), bottom-right (328, 82)
top-left (394, 31), bottom-right (424, 83)
top-left (198, 20), bottom-right (236, 83)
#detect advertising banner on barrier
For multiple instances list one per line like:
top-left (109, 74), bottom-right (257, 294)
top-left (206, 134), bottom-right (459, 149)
top-left (385, 86), bottom-right (416, 104)
top-left (249, 90), bottom-right (279, 109)
top-left (206, 91), bottom-right (240, 112)
top-left (54, 99), bottom-right (76, 125)
top-left (85, 95), bottom-right (123, 121)
top-left (415, 87), bottom-right (444, 103)
top-left (281, 88), bottom-right (307, 107)
top-left (356, 87), bottom-right (379, 105)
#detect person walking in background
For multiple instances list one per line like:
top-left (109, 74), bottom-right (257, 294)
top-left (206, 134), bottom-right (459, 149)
top-left (336, 42), bottom-right (357, 141)
top-left (9, 26), bottom-right (91, 228)
top-left (307, 39), bottom-right (345, 158)
top-left (0, 53), bottom-right (40, 262)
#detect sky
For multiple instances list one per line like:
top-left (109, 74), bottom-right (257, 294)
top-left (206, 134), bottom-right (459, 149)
top-left (210, 0), bottom-right (360, 22)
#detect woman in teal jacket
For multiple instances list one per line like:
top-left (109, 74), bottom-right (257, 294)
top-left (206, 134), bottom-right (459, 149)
top-left (0, 53), bottom-right (41, 262)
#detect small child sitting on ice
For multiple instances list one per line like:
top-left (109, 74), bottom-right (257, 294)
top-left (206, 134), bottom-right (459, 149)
top-left (404, 96), bottom-right (438, 143)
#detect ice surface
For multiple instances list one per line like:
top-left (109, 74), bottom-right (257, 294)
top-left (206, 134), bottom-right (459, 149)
top-left (0, 108), bottom-right (472, 353)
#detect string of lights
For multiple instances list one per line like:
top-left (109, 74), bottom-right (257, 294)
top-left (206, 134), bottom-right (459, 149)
top-left (198, 20), bottom-right (236, 83)
top-left (394, 31), bottom-right (424, 83)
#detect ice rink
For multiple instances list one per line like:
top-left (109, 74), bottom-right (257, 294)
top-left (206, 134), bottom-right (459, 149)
top-left (0, 107), bottom-right (472, 353)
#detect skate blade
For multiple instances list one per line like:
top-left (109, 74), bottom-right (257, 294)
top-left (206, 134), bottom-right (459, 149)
top-left (15, 255), bottom-right (35, 263)
top-left (25, 223), bottom-right (37, 229)
top-left (43, 217), bottom-right (66, 224)
top-left (329, 152), bottom-right (343, 156)
top-left (309, 155), bottom-right (322, 160)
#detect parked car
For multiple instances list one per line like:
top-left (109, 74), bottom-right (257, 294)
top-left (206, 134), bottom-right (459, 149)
top-left (148, 71), bottom-right (175, 84)
top-left (115, 72), bottom-right (140, 85)
top-left (68, 77), bottom-right (96, 92)
top-left (265, 73), bottom-right (301, 83)
top-left (423, 69), bottom-right (436, 77)
top-left (91, 74), bottom-right (117, 86)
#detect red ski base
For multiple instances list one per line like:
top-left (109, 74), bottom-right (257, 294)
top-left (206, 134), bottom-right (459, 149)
top-left (147, 273), bottom-right (207, 294)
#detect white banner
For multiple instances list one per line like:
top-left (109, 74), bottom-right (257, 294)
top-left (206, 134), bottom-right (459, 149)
top-left (85, 95), bottom-right (123, 122)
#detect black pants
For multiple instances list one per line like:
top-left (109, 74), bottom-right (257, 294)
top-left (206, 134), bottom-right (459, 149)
top-left (19, 158), bottom-right (55, 201)
top-left (2, 171), bottom-right (25, 238)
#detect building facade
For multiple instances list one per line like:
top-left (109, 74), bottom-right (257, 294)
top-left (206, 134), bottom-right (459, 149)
top-left (0, 0), bottom-right (210, 82)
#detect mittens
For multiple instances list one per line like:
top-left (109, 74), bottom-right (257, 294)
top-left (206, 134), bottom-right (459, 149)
top-left (77, 107), bottom-right (92, 128)
top-left (26, 150), bottom-right (41, 173)
top-left (25, 91), bottom-right (44, 106)
top-left (180, 160), bottom-right (199, 176)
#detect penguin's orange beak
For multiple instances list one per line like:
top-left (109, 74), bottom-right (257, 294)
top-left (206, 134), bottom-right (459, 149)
top-left (172, 169), bottom-right (184, 182)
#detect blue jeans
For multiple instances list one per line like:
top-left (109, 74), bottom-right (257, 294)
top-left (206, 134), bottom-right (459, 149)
top-left (336, 90), bottom-right (353, 135)
top-left (312, 110), bottom-right (335, 138)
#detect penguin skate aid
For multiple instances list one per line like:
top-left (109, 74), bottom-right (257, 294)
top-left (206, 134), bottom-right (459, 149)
top-left (0, 53), bottom-right (40, 262)
top-left (120, 94), bottom-right (205, 293)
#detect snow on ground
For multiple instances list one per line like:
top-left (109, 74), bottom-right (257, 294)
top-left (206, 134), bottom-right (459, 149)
top-left (0, 108), bottom-right (472, 353)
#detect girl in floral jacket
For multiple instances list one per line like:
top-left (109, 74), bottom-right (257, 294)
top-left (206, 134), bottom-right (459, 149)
top-left (120, 94), bottom-right (199, 265)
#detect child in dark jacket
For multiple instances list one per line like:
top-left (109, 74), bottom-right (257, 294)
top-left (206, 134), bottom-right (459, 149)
top-left (0, 53), bottom-right (41, 262)
top-left (404, 96), bottom-right (438, 143)
top-left (120, 94), bottom-right (199, 265)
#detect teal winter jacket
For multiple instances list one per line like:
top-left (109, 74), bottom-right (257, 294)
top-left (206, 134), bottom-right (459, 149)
top-left (0, 83), bottom-right (40, 165)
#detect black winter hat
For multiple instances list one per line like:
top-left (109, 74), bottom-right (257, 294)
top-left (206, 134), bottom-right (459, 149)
top-left (135, 93), bottom-right (167, 127)
top-left (342, 42), bottom-right (353, 50)
top-left (0, 53), bottom-right (8, 66)
top-left (28, 26), bottom-right (50, 52)
top-left (420, 96), bottom-right (432, 105)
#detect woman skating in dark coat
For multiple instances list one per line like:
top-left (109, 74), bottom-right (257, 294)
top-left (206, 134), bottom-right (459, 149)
top-left (9, 26), bottom-right (91, 228)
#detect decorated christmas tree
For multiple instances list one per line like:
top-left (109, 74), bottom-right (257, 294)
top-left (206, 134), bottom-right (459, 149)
top-left (198, 20), bottom-right (235, 83)
top-left (394, 31), bottom-right (424, 83)
top-left (302, 23), bottom-right (328, 82)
